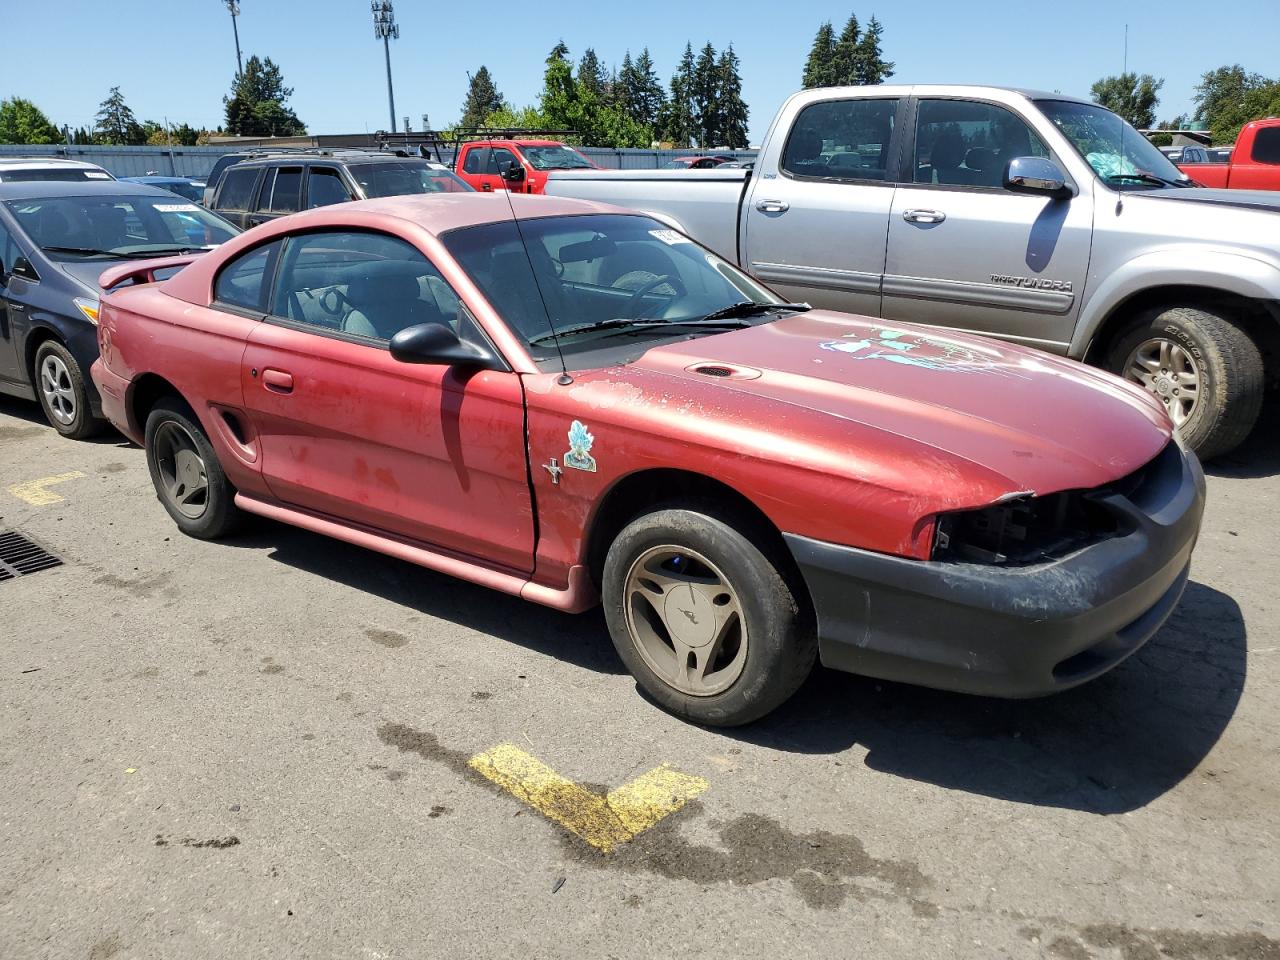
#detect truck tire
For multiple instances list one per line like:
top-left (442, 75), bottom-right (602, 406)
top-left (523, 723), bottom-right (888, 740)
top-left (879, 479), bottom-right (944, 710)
top-left (144, 398), bottom-right (241, 540)
top-left (602, 505), bottom-right (817, 727)
top-left (33, 340), bottom-right (105, 440)
top-left (1106, 305), bottom-right (1264, 460)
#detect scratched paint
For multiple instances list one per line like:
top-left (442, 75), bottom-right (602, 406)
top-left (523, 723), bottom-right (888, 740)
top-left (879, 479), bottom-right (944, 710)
top-left (7, 471), bottom-right (87, 505)
top-left (468, 743), bottom-right (708, 853)
top-left (819, 328), bottom-right (1031, 379)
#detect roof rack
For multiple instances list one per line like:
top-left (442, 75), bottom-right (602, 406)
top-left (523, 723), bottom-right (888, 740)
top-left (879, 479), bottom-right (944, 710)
top-left (373, 130), bottom-right (452, 164)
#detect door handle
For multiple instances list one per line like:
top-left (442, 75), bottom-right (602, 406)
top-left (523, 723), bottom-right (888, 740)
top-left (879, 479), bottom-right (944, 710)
top-left (8, 302), bottom-right (24, 312)
top-left (480, 182), bottom-right (493, 192)
top-left (262, 368), bottom-right (294, 394)
top-left (755, 199), bottom-right (790, 213)
top-left (903, 208), bottom-right (946, 224)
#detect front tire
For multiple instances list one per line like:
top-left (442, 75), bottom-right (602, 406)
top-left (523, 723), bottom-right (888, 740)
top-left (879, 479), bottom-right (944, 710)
top-left (1106, 305), bottom-right (1264, 460)
top-left (602, 506), bottom-right (816, 727)
top-left (34, 340), bottom-right (104, 440)
top-left (144, 398), bottom-right (241, 539)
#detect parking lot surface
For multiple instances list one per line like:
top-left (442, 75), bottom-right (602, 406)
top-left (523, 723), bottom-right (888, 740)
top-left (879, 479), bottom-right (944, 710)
top-left (1, 396), bottom-right (1277, 960)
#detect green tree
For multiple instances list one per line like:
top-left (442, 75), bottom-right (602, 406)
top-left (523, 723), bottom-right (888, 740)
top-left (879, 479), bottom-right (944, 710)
top-left (223, 55), bottom-right (306, 137)
top-left (1090, 72), bottom-right (1163, 128)
top-left (577, 48), bottom-right (607, 101)
top-left (803, 22), bottom-right (837, 89)
top-left (94, 87), bottom-right (144, 145)
top-left (832, 14), bottom-right (860, 85)
top-left (618, 48), bottom-right (665, 130)
top-left (170, 122), bottom-right (202, 146)
top-left (459, 66), bottom-right (504, 129)
top-left (0, 97), bottom-right (62, 144)
top-left (483, 103), bottom-right (548, 130)
top-left (659, 43), bottom-right (697, 147)
top-left (853, 16), bottom-right (894, 84)
top-left (1193, 65), bottom-right (1280, 142)
top-left (717, 46), bottom-right (749, 149)
top-left (692, 42), bottom-right (721, 147)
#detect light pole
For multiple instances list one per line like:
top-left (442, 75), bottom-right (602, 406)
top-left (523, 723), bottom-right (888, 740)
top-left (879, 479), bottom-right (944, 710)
top-left (224, 0), bottom-right (243, 76)
top-left (371, 1), bottom-right (399, 132)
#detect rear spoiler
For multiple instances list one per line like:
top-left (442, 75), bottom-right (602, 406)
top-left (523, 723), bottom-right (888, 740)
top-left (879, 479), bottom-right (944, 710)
top-left (99, 253), bottom-right (203, 292)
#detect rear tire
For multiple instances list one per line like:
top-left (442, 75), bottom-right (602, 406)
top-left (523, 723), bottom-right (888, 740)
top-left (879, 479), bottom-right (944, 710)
top-left (33, 340), bottom-right (104, 440)
top-left (1106, 305), bottom-right (1264, 460)
top-left (144, 398), bottom-right (241, 540)
top-left (602, 505), bottom-right (816, 727)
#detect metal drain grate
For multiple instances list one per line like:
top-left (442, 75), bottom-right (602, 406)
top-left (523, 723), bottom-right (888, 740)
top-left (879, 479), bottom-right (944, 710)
top-left (0, 531), bottom-right (62, 582)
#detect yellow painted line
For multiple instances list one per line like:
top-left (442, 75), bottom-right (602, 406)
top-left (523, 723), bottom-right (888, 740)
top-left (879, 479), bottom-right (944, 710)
top-left (7, 471), bottom-right (86, 505)
top-left (468, 743), bottom-right (708, 853)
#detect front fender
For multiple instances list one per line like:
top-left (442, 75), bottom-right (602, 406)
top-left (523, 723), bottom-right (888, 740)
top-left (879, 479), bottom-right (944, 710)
top-left (1073, 248), bottom-right (1280, 358)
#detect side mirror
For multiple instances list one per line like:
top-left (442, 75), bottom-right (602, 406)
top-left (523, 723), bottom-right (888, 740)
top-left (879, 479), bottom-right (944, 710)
top-left (499, 160), bottom-right (526, 183)
top-left (389, 322), bottom-right (497, 368)
top-left (1003, 156), bottom-right (1071, 197)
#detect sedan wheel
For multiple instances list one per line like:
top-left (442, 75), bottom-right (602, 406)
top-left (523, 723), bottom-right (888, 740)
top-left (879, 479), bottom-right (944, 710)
top-left (144, 398), bottom-right (241, 539)
top-left (39, 353), bottom-right (77, 426)
top-left (152, 420), bottom-right (210, 520)
top-left (1123, 336), bottom-right (1200, 427)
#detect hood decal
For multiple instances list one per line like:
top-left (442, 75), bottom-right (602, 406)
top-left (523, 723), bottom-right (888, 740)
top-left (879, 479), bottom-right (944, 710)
top-left (818, 327), bottom-right (1032, 379)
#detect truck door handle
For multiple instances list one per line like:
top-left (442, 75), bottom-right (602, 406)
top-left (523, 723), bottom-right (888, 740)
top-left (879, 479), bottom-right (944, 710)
top-left (480, 182), bottom-right (493, 192)
top-left (903, 208), bottom-right (946, 224)
top-left (755, 199), bottom-right (789, 213)
top-left (262, 369), bottom-right (294, 394)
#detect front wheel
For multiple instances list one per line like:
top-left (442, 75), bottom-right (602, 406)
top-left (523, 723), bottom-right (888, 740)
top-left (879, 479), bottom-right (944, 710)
top-left (1106, 305), bottom-right (1264, 460)
top-left (602, 507), bottom-right (816, 727)
top-left (34, 340), bottom-right (104, 439)
top-left (144, 398), bottom-right (241, 539)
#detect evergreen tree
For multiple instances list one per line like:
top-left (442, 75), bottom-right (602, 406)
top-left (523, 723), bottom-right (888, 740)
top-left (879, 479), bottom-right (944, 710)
top-left (832, 14), bottom-right (860, 86)
top-left (717, 46), bottom-right (750, 149)
top-left (577, 48), bottom-right (607, 100)
top-left (0, 97), bottom-right (62, 144)
top-left (547, 40), bottom-right (570, 64)
top-left (853, 16), bottom-right (894, 84)
top-left (660, 43), bottom-right (697, 147)
top-left (802, 22), bottom-right (837, 89)
top-left (70, 126), bottom-right (94, 145)
top-left (170, 123), bottom-right (202, 146)
top-left (223, 55), bottom-right (305, 136)
top-left (631, 48), bottom-right (666, 130)
top-left (692, 42), bottom-right (720, 147)
top-left (94, 87), bottom-right (144, 145)
top-left (460, 66), bottom-right (505, 129)
top-left (616, 51), bottom-right (637, 118)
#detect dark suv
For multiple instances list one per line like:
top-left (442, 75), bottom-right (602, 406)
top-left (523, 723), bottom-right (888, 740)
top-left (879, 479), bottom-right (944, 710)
top-left (209, 153), bottom-right (471, 230)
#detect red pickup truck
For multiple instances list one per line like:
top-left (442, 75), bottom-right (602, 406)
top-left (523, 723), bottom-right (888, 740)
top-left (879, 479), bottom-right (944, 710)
top-left (1175, 117), bottom-right (1280, 190)
top-left (454, 139), bottom-right (596, 194)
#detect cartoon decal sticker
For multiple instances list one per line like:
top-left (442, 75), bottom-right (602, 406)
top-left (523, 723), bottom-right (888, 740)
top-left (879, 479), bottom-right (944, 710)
top-left (818, 327), bottom-right (1030, 379)
top-left (564, 420), bottom-right (597, 472)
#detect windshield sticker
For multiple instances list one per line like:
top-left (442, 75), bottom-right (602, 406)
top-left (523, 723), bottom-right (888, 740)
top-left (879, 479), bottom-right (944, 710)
top-left (155, 203), bottom-right (200, 212)
top-left (564, 420), bottom-right (597, 473)
top-left (649, 229), bottom-right (691, 246)
top-left (85, 172), bottom-right (111, 179)
top-left (819, 328), bottom-right (1029, 378)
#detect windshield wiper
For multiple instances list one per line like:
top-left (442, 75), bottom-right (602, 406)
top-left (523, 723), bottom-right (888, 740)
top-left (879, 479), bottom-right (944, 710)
top-left (42, 244), bottom-right (210, 260)
top-left (41, 245), bottom-right (120, 258)
top-left (527, 317), bottom-right (755, 346)
top-left (1106, 172), bottom-right (1190, 189)
top-left (697, 300), bottom-right (811, 323)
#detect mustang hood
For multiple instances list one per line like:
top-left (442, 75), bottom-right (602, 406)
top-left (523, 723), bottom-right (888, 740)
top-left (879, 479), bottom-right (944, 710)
top-left (633, 312), bottom-right (1171, 495)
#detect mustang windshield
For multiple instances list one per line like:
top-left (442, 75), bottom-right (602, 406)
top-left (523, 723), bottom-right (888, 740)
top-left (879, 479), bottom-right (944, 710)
top-left (1037, 100), bottom-right (1193, 187)
top-left (442, 214), bottom-right (784, 364)
top-left (6, 194), bottom-right (238, 259)
top-left (521, 146), bottom-right (593, 171)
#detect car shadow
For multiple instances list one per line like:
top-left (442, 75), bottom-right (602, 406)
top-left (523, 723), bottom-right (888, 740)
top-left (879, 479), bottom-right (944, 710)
top-left (724, 579), bottom-right (1246, 814)
top-left (229, 519), bottom-right (626, 677)
top-left (0, 395), bottom-right (130, 446)
top-left (1203, 396), bottom-right (1280, 479)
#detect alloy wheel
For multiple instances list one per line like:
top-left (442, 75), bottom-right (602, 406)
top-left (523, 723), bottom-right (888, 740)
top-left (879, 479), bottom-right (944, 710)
top-left (623, 545), bottom-right (748, 697)
top-left (152, 421), bottom-right (210, 520)
top-left (39, 354), bottom-right (76, 426)
top-left (1123, 337), bottom-right (1201, 427)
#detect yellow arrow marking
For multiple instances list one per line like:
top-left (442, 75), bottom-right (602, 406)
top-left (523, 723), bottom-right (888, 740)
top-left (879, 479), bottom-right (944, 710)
top-left (468, 743), bottom-right (708, 853)
top-left (7, 471), bottom-right (86, 505)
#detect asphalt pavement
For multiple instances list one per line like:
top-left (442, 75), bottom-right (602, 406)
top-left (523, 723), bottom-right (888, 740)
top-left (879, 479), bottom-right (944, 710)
top-left (1, 394), bottom-right (1277, 960)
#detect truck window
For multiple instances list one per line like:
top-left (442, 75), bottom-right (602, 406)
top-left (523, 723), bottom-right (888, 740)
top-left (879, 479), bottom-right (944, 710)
top-left (462, 147), bottom-right (489, 174)
top-left (1251, 128), bottom-right (1280, 165)
top-left (217, 166), bottom-right (259, 211)
top-left (307, 167), bottom-right (352, 208)
top-left (488, 147), bottom-right (518, 175)
top-left (782, 98), bottom-right (899, 182)
top-left (913, 100), bottom-right (1048, 188)
top-left (264, 166), bottom-right (303, 213)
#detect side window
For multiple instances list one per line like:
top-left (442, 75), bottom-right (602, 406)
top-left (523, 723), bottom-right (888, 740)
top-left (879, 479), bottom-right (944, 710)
top-left (271, 231), bottom-right (466, 343)
top-left (487, 147), bottom-right (518, 175)
top-left (266, 166), bottom-right (302, 213)
top-left (782, 98), bottom-right (899, 182)
top-left (307, 167), bottom-right (352, 208)
top-left (914, 100), bottom-right (1049, 188)
top-left (0, 220), bottom-right (13, 277)
top-left (213, 241), bottom-right (279, 312)
top-left (462, 147), bottom-right (488, 174)
top-left (1251, 127), bottom-right (1280, 165)
top-left (216, 166), bottom-right (259, 211)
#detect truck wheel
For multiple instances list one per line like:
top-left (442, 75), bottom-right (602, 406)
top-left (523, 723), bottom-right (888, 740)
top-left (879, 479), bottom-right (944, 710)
top-left (144, 398), bottom-right (241, 540)
top-left (33, 340), bottom-right (105, 440)
top-left (1107, 305), bottom-right (1264, 460)
top-left (602, 506), bottom-right (817, 727)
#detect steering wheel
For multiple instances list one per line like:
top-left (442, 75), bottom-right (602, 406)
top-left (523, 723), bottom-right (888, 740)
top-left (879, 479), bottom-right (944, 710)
top-left (624, 273), bottom-right (687, 318)
top-left (319, 287), bottom-right (350, 316)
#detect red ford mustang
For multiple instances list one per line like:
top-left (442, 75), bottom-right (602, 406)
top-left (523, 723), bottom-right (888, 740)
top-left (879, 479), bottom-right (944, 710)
top-left (90, 194), bottom-right (1205, 725)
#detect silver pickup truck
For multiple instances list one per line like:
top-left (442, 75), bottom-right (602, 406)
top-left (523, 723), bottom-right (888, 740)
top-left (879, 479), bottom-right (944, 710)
top-left (547, 85), bottom-right (1280, 459)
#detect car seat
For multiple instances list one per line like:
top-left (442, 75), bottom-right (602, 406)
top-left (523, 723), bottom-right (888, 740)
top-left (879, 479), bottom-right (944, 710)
top-left (926, 129), bottom-right (967, 184)
top-left (342, 271), bottom-right (444, 340)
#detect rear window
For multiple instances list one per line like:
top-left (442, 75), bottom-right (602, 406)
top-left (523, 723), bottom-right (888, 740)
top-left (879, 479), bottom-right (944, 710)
top-left (1251, 127), bottom-right (1280, 165)
top-left (262, 166), bottom-right (303, 213)
top-left (0, 168), bottom-right (112, 183)
top-left (214, 241), bottom-right (279, 312)
top-left (217, 166), bottom-right (259, 211)
top-left (782, 98), bottom-right (899, 182)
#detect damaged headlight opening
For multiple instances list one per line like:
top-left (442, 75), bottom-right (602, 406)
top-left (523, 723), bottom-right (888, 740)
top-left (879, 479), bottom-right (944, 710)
top-left (931, 489), bottom-right (1123, 565)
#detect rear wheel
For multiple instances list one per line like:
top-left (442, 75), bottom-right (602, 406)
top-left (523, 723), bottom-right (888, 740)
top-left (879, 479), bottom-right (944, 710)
top-left (602, 506), bottom-right (816, 727)
top-left (144, 398), bottom-right (241, 539)
top-left (34, 340), bottom-right (104, 439)
top-left (1106, 305), bottom-right (1264, 460)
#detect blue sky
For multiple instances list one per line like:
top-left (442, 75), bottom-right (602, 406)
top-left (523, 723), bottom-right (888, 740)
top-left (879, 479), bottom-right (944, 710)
top-left (5, 0), bottom-right (1278, 142)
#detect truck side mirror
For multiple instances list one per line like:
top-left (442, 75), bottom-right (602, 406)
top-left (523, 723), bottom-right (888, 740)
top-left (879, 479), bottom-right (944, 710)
top-left (1003, 156), bottom-right (1071, 198)
top-left (500, 161), bottom-right (526, 183)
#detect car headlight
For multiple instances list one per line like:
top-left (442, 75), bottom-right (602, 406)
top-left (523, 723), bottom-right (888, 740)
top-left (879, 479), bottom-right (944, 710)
top-left (931, 490), bottom-right (1120, 565)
